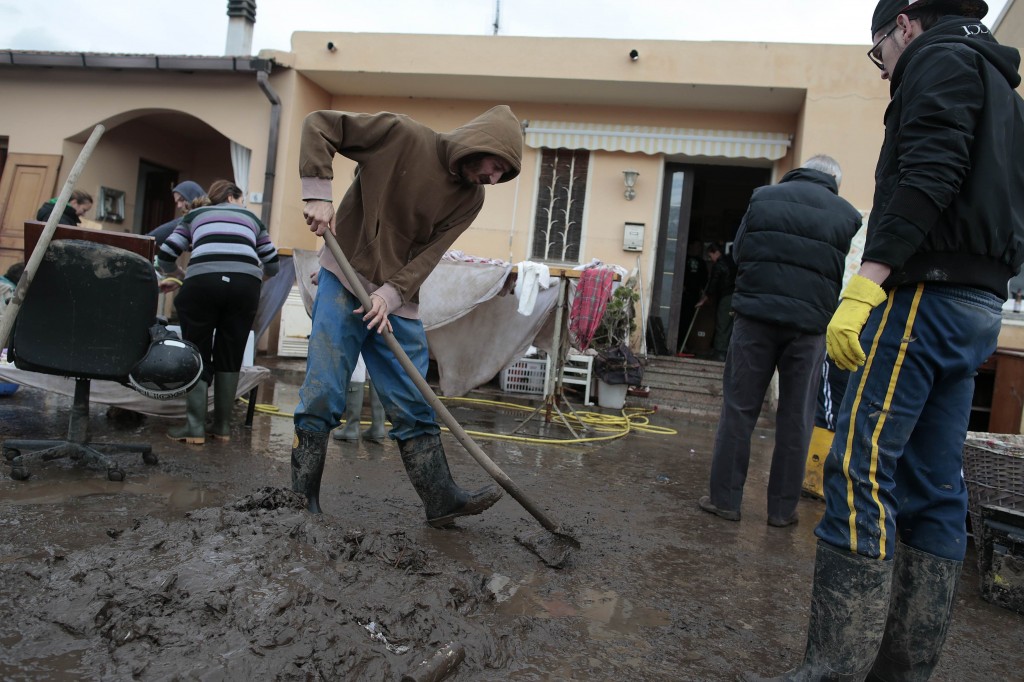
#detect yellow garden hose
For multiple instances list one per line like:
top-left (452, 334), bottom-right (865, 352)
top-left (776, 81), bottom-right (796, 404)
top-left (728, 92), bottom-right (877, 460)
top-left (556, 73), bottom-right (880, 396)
top-left (238, 394), bottom-right (676, 445)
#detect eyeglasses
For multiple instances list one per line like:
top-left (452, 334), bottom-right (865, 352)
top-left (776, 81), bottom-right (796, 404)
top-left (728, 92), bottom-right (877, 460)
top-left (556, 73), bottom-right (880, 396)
top-left (867, 25), bottom-right (897, 70)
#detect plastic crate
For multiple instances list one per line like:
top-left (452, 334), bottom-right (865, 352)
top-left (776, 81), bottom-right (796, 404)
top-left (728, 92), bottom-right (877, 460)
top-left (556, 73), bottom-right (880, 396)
top-left (978, 505), bottom-right (1024, 615)
top-left (500, 357), bottom-right (548, 395)
top-left (963, 433), bottom-right (1024, 584)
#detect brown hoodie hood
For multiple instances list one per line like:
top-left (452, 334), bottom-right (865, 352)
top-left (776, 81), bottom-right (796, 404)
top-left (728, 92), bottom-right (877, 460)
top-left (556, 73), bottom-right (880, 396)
top-left (300, 106), bottom-right (523, 314)
top-left (439, 105), bottom-right (523, 183)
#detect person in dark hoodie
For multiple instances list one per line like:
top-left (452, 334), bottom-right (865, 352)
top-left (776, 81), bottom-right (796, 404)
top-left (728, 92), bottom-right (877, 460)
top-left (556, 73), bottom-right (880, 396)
top-left (35, 189), bottom-right (92, 226)
top-left (293, 106), bottom-right (523, 527)
top-left (698, 155), bottom-right (860, 529)
top-left (745, 1), bottom-right (1024, 681)
top-left (147, 181), bottom-right (207, 247)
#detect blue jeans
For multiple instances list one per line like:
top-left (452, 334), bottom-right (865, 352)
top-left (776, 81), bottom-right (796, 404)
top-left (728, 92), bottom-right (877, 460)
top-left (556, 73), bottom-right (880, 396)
top-left (294, 269), bottom-right (439, 441)
top-left (815, 283), bottom-right (1002, 561)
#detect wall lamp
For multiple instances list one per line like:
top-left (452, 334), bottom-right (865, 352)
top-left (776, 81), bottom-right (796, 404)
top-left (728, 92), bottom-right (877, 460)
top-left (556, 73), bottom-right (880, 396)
top-left (623, 169), bottom-right (639, 201)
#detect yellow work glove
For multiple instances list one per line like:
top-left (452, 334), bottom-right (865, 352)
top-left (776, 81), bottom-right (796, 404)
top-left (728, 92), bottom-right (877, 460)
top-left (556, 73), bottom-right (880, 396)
top-left (826, 275), bottom-right (888, 371)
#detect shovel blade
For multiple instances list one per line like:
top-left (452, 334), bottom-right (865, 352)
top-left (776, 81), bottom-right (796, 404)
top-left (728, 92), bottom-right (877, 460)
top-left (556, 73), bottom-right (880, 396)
top-left (515, 527), bottom-right (580, 569)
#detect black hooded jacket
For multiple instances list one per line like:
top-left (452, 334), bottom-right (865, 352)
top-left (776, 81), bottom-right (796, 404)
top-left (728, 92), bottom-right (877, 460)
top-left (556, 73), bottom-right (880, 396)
top-left (35, 199), bottom-right (80, 226)
top-left (866, 16), bottom-right (1024, 296)
top-left (731, 168), bottom-right (862, 334)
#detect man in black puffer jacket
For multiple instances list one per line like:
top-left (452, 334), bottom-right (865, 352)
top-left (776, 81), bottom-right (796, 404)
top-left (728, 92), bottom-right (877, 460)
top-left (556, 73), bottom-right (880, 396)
top-left (698, 155), bottom-right (860, 530)
top-left (745, 2), bottom-right (1024, 681)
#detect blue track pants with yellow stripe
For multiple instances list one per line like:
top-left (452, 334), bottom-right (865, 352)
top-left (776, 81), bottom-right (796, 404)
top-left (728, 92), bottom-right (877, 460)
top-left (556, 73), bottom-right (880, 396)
top-left (815, 283), bottom-right (1003, 561)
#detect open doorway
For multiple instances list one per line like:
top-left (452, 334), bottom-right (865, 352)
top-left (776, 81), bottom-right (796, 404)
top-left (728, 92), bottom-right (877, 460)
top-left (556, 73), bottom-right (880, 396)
top-left (647, 163), bottom-right (771, 356)
top-left (135, 160), bottom-right (179, 235)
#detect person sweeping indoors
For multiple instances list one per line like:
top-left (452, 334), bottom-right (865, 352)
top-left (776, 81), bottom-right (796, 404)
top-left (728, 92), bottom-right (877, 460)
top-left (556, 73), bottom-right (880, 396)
top-left (291, 105), bottom-right (523, 525)
top-left (158, 179), bottom-right (279, 444)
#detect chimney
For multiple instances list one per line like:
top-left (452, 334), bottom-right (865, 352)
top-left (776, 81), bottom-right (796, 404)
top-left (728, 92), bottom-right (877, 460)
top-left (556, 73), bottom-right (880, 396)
top-left (225, 0), bottom-right (256, 55)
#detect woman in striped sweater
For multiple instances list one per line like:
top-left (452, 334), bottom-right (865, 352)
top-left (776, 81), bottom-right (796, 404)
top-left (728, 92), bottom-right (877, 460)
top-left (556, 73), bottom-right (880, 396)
top-left (158, 179), bottom-right (279, 444)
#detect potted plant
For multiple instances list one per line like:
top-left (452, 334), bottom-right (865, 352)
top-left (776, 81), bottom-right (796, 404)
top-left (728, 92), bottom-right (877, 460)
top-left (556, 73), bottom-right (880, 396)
top-left (593, 278), bottom-right (643, 409)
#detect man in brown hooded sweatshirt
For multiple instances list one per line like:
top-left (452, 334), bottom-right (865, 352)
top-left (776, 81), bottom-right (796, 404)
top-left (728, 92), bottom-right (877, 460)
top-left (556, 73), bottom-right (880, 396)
top-left (292, 105), bottom-right (524, 527)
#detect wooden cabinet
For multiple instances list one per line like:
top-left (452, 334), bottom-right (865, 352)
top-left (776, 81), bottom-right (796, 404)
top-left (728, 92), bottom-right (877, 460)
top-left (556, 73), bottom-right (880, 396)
top-left (972, 350), bottom-right (1024, 434)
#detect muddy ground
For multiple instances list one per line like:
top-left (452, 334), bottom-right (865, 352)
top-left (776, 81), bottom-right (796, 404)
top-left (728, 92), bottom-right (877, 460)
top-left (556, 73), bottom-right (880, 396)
top-left (1, 361), bottom-right (1021, 681)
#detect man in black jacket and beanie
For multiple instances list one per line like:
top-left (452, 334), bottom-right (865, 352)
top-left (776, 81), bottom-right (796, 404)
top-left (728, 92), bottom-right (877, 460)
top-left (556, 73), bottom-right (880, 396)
top-left (745, 1), bottom-right (1024, 680)
top-left (699, 155), bottom-right (860, 528)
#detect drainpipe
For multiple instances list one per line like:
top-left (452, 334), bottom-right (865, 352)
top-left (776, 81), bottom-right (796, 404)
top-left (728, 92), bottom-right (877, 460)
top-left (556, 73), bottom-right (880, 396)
top-left (256, 66), bottom-right (280, 228)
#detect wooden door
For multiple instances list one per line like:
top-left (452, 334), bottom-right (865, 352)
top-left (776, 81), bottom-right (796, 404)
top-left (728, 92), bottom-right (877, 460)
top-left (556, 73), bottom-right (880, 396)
top-left (0, 154), bottom-right (61, 271)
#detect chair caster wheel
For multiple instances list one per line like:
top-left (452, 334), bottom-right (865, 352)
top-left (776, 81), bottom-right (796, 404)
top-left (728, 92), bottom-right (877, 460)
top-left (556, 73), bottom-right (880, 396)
top-left (10, 467), bottom-right (29, 481)
top-left (3, 447), bottom-right (18, 462)
top-left (142, 451), bottom-right (159, 465)
top-left (107, 468), bottom-right (125, 482)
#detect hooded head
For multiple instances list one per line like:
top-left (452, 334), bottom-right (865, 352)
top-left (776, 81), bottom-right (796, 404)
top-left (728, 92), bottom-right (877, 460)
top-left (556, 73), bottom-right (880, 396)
top-left (172, 180), bottom-right (206, 205)
top-left (441, 105), bottom-right (523, 184)
top-left (871, 0), bottom-right (988, 34)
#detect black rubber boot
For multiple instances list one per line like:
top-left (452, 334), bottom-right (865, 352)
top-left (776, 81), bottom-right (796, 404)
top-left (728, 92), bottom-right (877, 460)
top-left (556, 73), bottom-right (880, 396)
top-left (291, 427), bottom-right (329, 514)
top-left (332, 382), bottom-right (364, 441)
top-left (397, 433), bottom-right (503, 528)
top-left (207, 371), bottom-right (239, 441)
top-left (867, 542), bottom-right (962, 682)
top-left (361, 381), bottom-right (387, 443)
top-left (741, 541), bottom-right (893, 682)
top-left (168, 379), bottom-right (208, 444)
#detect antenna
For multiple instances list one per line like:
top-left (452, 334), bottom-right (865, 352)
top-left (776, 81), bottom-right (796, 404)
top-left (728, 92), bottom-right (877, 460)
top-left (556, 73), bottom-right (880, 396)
top-left (493, 0), bottom-right (501, 35)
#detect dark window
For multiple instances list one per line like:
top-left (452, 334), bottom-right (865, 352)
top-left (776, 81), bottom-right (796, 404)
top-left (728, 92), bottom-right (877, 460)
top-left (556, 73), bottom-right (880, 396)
top-left (531, 148), bottom-right (589, 263)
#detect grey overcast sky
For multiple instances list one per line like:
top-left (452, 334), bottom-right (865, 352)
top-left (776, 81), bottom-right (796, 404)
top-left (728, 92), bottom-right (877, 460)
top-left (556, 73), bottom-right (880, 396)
top-left (0, 0), bottom-right (1013, 55)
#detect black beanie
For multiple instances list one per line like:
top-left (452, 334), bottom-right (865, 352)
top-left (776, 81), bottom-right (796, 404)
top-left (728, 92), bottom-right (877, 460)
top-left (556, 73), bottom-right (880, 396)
top-left (871, 0), bottom-right (988, 34)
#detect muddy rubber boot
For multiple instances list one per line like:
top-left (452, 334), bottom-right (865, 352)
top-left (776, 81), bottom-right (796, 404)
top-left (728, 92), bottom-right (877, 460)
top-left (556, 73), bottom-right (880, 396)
top-left (332, 382), bottom-right (364, 441)
top-left (741, 540), bottom-right (893, 682)
top-left (207, 371), bottom-right (239, 441)
top-left (167, 379), bottom-right (208, 444)
top-left (397, 433), bottom-right (503, 528)
top-left (867, 542), bottom-right (962, 682)
top-left (361, 381), bottom-right (387, 443)
top-left (291, 427), bottom-right (329, 514)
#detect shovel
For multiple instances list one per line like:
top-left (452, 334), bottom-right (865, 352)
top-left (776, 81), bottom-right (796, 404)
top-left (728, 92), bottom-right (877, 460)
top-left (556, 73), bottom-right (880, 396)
top-left (321, 231), bottom-right (579, 567)
top-left (0, 124), bottom-right (105, 351)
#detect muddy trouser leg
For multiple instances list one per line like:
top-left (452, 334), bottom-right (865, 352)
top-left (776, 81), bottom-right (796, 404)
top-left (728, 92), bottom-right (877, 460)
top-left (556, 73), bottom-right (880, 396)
top-left (742, 541), bottom-right (893, 682)
top-left (867, 542), bottom-right (962, 682)
top-left (360, 312), bottom-right (501, 526)
top-left (765, 331), bottom-right (825, 523)
top-left (293, 269), bottom-right (364, 512)
top-left (707, 315), bottom-right (778, 513)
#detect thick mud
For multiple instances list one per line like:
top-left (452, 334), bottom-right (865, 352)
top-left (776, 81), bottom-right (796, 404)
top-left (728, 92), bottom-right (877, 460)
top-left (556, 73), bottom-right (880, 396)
top-left (1, 370), bottom-right (1021, 681)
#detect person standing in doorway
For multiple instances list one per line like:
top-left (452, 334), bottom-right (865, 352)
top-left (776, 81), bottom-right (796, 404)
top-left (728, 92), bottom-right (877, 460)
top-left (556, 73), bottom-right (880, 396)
top-left (746, 1), bottom-right (1024, 679)
top-left (695, 242), bottom-right (736, 361)
top-left (698, 154), bottom-right (861, 527)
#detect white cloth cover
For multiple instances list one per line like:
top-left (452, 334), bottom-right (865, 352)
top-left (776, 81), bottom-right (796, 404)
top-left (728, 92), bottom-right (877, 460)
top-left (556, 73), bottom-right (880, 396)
top-left (0, 362), bottom-right (270, 417)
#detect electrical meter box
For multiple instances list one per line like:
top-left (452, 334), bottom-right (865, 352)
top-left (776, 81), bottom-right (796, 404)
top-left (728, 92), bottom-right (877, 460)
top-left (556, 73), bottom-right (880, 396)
top-left (623, 222), bottom-right (644, 251)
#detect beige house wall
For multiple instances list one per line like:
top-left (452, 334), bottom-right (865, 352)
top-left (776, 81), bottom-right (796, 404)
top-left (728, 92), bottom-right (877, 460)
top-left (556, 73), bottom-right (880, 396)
top-left (263, 33), bottom-right (890, 270)
top-left (0, 67), bottom-right (280, 236)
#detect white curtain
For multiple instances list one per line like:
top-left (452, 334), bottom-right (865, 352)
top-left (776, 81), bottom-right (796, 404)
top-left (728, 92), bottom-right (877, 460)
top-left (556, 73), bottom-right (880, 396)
top-left (230, 141), bottom-right (252, 195)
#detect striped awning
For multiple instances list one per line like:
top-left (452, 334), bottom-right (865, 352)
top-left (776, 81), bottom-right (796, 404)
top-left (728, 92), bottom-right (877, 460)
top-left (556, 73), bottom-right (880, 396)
top-left (523, 120), bottom-right (792, 161)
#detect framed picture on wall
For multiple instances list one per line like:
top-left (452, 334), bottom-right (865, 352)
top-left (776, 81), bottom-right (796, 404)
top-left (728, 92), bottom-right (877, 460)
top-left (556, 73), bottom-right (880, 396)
top-left (97, 187), bottom-right (125, 223)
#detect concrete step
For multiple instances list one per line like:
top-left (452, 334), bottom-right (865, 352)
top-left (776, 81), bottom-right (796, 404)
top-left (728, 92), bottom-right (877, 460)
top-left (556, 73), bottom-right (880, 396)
top-left (638, 355), bottom-right (775, 425)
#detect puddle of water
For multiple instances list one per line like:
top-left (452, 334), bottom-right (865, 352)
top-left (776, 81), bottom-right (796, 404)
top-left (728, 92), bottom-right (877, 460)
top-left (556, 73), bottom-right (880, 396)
top-left (1, 472), bottom-right (220, 512)
top-left (497, 581), bottom-right (670, 638)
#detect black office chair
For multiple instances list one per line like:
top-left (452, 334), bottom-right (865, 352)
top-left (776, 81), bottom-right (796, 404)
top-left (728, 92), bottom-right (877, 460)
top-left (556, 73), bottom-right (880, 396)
top-left (3, 239), bottom-right (160, 481)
